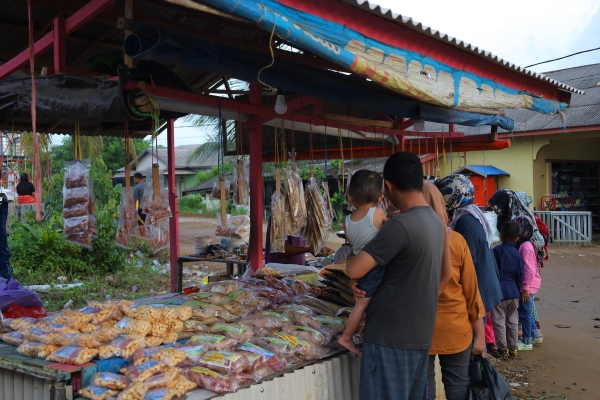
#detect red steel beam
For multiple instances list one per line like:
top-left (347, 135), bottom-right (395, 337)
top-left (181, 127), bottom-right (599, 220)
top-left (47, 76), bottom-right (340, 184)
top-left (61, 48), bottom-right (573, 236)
top-left (262, 140), bottom-right (510, 161)
top-left (166, 119), bottom-right (181, 292)
top-left (420, 154), bottom-right (438, 163)
top-left (396, 118), bottom-right (414, 130)
top-left (123, 82), bottom-right (422, 136)
top-left (248, 83), bottom-right (263, 271)
top-left (53, 18), bottom-right (66, 74)
top-left (0, 0), bottom-right (116, 79)
top-left (498, 125), bottom-right (600, 138)
top-left (405, 134), bottom-right (489, 149)
top-left (246, 95), bottom-right (316, 129)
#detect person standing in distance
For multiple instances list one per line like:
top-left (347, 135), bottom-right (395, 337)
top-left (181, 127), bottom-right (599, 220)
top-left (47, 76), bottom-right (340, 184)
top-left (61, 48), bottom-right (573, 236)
top-left (133, 173), bottom-right (147, 238)
top-left (346, 152), bottom-right (444, 400)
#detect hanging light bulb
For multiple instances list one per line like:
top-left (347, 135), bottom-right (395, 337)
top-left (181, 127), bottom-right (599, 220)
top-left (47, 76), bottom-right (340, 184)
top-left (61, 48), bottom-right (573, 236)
top-left (274, 89), bottom-right (287, 114)
top-left (413, 105), bottom-right (425, 132)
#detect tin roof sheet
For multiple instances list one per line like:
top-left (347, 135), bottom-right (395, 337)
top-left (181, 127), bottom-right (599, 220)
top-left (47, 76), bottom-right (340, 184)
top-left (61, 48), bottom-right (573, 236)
top-left (340, 0), bottom-right (584, 95)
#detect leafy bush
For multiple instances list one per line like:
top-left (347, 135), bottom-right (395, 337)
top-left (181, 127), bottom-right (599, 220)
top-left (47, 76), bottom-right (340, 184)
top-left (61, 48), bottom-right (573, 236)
top-left (179, 194), bottom-right (204, 213)
top-left (10, 220), bottom-right (92, 282)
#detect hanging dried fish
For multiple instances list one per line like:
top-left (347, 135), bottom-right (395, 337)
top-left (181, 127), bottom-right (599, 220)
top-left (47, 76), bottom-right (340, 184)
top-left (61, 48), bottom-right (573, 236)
top-left (270, 169), bottom-right (286, 253)
top-left (303, 177), bottom-right (330, 254)
top-left (283, 164), bottom-right (307, 236)
top-left (234, 160), bottom-right (249, 206)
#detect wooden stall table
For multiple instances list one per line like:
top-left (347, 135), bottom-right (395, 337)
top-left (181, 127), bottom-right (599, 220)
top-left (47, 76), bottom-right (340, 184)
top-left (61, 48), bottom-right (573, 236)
top-left (176, 255), bottom-right (247, 288)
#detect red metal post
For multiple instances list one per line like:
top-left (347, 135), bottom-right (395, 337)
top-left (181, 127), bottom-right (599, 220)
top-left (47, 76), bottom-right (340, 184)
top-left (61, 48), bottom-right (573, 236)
top-left (0, 0), bottom-right (116, 79)
top-left (395, 117), bottom-right (406, 153)
top-left (248, 83), bottom-right (263, 271)
top-left (118, 82), bottom-right (419, 136)
top-left (166, 120), bottom-right (180, 292)
top-left (53, 18), bottom-right (66, 74)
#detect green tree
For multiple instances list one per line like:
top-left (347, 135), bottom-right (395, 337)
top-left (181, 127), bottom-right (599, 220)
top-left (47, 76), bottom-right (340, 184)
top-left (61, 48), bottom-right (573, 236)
top-left (98, 137), bottom-right (150, 174)
top-left (49, 137), bottom-right (150, 175)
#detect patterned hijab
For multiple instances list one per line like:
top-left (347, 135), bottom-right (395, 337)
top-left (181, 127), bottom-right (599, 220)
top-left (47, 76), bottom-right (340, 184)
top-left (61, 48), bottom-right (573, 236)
top-left (516, 191), bottom-right (532, 207)
top-left (434, 174), bottom-right (494, 245)
top-left (488, 189), bottom-right (531, 230)
top-left (513, 215), bottom-right (544, 265)
top-left (490, 189), bottom-right (546, 250)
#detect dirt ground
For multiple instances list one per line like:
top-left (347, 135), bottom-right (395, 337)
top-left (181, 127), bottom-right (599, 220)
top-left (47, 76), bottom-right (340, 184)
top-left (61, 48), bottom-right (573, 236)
top-left (177, 215), bottom-right (600, 399)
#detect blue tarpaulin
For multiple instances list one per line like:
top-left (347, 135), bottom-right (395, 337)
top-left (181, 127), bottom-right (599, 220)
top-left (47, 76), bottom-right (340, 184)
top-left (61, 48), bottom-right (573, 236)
top-left (201, 0), bottom-right (567, 116)
top-left (124, 22), bottom-right (515, 130)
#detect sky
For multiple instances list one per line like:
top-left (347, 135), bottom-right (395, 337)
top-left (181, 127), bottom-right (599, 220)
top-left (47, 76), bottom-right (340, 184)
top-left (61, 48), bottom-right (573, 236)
top-left (59, 0), bottom-right (600, 148)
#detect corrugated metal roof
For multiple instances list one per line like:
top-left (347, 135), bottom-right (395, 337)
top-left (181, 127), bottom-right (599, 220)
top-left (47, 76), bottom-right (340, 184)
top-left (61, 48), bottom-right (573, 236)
top-left (340, 0), bottom-right (584, 95)
top-left (408, 63), bottom-right (600, 135)
top-left (454, 165), bottom-right (510, 176)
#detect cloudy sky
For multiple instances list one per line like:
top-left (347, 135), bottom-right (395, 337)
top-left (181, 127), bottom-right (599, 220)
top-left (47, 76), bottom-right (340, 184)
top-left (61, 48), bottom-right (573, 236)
top-left (152, 0), bottom-right (600, 147)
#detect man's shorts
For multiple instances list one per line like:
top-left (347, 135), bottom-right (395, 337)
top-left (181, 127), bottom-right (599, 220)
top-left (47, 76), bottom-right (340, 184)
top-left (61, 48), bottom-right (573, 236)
top-left (137, 208), bottom-right (147, 226)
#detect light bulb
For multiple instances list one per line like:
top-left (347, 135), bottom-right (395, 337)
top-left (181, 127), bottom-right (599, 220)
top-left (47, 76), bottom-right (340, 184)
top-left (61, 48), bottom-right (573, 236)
top-left (413, 116), bottom-right (425, 132)
top-left (274, 94), bottom-right (287, 114)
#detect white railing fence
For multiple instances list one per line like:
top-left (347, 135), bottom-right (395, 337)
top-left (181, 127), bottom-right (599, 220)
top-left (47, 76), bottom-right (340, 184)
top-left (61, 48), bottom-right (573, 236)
top-left (535, 211), bottom-right (592, 244)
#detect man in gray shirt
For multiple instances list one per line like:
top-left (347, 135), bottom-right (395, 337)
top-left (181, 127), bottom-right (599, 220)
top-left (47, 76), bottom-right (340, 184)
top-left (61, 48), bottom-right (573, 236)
top-left (346, 152), bottom-right (444, 400)
top-left (133, 173), bottom-right (147, 238)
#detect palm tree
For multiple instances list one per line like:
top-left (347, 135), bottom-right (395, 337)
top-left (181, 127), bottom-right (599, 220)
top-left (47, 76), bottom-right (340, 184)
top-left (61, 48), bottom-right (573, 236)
top-left (184, 78), bottom-right (248, 165)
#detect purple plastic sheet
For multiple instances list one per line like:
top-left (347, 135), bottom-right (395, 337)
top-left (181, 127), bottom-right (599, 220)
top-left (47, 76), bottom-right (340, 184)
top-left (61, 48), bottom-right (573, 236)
top-left (0, 278), bottom-right (43, 312)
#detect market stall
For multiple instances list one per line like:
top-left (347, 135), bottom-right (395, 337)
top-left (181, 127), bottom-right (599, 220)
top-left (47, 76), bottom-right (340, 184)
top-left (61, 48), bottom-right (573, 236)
top-left (1, 267), bottom-right (362, 400)
top-left (0, 0), bottom-right (582, 399)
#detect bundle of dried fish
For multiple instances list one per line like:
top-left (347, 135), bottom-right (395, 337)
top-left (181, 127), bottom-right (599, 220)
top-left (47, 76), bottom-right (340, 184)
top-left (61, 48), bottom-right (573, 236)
top-left (215, 212), bottom-right (232, 238)
top-left (148, 218), bottom-right (169, 252)
top-left (211, 179), bottom-right (230, 200)
top-left (116, 206), bottom-right (130, 247)
top-left (270, 189), bottom-right (286, 253)
top-left (140, 173), bottom-right (172, 225)
top-left (122, 188), bottom-right (138, 233)
top-left (234, 160), bottom-right (249, 206)
top-left (303, 177), bottom-right (330, 255)
top-left (283, 164), bottom-right (306, 236)
top-left (321, 182), bottom-right (334, 230)
top-left (63, 160), bottom-right (95, 248)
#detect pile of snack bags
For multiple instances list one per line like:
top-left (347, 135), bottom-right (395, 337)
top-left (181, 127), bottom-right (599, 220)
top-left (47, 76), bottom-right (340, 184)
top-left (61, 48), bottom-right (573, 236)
top-left (1, 276), bottom-right (350, 399)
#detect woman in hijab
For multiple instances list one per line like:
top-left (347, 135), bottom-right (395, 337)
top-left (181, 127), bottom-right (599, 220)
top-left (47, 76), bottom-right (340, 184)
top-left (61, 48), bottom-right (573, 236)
top-left (488, 189), bottom-right (545, 261)
top-left (513, 215), bottom-right (543, 350)
top-left (435, 175), bottom-right (503, 317)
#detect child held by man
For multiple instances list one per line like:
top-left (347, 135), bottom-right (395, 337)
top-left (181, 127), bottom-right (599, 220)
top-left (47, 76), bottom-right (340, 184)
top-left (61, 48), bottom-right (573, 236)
top-left (490, 221), bottom-right (524, 359)
top-left (337, 170), bottom-right (387, 353)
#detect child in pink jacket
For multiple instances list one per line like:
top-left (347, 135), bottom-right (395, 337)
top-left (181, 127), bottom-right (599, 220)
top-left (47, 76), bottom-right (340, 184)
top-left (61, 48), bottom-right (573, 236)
top-left (513, 216), bottom-right (542, 351)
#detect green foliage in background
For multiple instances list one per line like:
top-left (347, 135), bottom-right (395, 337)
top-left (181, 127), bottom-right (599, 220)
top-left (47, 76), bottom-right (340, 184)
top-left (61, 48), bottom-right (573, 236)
top-left (50, 137), bottom-right (151, 175)
top-left (194, 164), bottom-right (235, 186)
top-left (330, 189), bottom-right (347, 226)
top-left (299, 165), bottom-right (325, 182)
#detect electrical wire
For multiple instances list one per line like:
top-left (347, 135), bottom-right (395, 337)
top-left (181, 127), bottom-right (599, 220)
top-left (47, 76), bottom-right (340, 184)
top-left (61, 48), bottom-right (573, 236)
top-left (525, 46), bottom-right (600, 68)
top-left (257, 14), bottom-right (277, 90)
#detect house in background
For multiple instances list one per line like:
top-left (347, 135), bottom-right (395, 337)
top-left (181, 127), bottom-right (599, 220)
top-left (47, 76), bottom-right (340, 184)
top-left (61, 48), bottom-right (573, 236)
top-left (419, 63), bottom-right (600, 229)
top-left (116, 144), bottom-right (234, 197)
